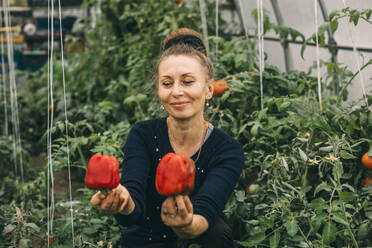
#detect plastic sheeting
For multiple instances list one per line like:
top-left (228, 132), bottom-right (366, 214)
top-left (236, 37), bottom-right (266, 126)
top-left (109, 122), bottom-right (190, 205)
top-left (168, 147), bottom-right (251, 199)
top-left (233, 0), bottom-right (371, 104)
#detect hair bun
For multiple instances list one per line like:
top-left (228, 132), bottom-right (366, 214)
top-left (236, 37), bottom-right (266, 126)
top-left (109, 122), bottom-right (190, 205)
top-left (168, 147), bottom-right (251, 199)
top-left (163, 30), bottom-right (207, 55)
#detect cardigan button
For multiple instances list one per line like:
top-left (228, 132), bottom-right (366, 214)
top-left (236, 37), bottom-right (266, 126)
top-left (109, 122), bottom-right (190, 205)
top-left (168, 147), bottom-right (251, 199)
top-left (156, 148), bottom-right (159, 152)
top-left (163, 234), bottom-right (167, 238)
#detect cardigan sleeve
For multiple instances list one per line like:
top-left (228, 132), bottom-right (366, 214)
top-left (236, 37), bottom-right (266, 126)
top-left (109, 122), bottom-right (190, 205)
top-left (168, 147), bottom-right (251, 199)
top-left (114, 123), bottom-right (153, 227)
top-left (191, 136), bottom-right (244, 233)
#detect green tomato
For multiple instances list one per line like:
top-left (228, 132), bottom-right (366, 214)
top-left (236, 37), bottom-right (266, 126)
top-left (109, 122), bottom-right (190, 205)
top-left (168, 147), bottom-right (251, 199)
top-left (250, 124), bottom-right (260, 137)
top-left (249, 184), bottom-right (260, 194)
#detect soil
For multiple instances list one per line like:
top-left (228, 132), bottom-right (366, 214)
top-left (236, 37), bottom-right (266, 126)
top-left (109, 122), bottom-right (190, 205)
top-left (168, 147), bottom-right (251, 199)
top-left (30, 155), bottom-right (85, 202)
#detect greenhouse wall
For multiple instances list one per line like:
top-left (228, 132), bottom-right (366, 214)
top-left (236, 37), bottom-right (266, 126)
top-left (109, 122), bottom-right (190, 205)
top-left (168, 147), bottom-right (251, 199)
top-left (236, 0), bottom-right (371, 104)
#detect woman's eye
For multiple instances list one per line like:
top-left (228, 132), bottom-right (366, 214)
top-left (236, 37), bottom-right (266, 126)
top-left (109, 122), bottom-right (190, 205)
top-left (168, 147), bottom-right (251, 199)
top-left (184, 80), bottom-right (194, 85)
top-left (162, 81), bottom-right (172, 86)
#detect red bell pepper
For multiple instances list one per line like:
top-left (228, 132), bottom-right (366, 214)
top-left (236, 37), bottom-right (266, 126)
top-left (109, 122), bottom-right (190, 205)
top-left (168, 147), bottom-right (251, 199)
top-left (85, 154), bottom-right (120, 190)
top-left (155, 152), bottom-right (195, 196)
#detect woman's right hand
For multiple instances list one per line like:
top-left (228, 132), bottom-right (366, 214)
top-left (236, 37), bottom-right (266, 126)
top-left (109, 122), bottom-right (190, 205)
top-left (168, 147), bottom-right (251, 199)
top-left (90, 184), bottom-right (135, 215)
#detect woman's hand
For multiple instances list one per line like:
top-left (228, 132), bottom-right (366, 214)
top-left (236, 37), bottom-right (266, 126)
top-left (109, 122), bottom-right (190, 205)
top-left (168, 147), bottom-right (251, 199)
top-left (161, 195), bottom-right (193, 228)
top-left (90, 184), bottom-right (135, 215)
top-left (161, 195), bottom-right (208, 239)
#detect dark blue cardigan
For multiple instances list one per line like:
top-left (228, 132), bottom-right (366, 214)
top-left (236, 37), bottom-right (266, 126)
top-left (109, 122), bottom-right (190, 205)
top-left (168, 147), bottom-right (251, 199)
top-left (114, 118), bottom-right (244, 247)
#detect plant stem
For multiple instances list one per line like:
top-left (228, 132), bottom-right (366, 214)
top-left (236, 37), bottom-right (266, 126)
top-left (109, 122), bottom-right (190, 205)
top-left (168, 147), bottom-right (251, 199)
top-left (336, 59), bottom-right (372, 105)
top-left (77, 146), bottom-right (86, 166)
top-left (298, 226), bottom-right (313, 248)
top-left (341, 202), bottom-right (359, 248)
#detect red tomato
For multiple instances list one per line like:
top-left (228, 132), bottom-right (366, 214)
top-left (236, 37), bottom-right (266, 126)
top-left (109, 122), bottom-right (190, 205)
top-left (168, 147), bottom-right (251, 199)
top-left (245, 186), bottom-right (250, 196)
top-left (213, 80), bottom-right (229, 96)
top-left (156, 153), bottom-right (195, 196)
top-left (85, 154), bottom-right (120, 189)
top-left (364, 177), bottom-right (371, 186)
top-left (362, 152), bottom-right (372, 169)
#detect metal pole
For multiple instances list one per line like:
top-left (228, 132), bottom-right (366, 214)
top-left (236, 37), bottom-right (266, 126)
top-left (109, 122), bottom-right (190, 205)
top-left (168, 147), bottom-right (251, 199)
top-left (233, 0), bottom-right (249, 40)
top-left (239, 34), bottom-right (372, 53)
top-left (270, 0), bottom-right (291, 72)
top-left (318, 0), bottom-right (340, 94)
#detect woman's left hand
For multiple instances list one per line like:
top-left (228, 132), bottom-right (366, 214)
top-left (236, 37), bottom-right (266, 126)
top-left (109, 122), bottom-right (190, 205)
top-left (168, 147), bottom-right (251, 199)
top-left (161, 195), bottom-right (193, 228)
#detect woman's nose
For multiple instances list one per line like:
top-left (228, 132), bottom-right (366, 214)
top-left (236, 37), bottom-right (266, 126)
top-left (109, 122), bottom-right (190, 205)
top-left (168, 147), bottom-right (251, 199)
top-left (171, 81), bottom-right (184, 95)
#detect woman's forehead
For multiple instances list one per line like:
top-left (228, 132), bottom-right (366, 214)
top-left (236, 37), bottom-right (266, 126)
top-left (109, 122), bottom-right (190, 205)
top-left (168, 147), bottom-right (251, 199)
top-left (158, 55), bottom-right (204, 75)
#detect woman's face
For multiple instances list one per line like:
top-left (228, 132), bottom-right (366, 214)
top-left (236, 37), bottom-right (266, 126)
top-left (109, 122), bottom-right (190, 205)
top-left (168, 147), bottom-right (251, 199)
top-left (157, 55), bottom-right (213, 121)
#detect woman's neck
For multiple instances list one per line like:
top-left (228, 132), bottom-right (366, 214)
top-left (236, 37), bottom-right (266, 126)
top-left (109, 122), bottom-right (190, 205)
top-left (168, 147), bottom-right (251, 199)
top-left (167, 116), bottom-right (207, 156)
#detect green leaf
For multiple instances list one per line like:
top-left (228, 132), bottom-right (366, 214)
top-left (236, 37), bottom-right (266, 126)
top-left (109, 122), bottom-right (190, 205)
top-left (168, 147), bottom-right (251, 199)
top-left (322, 221), bottom-right (337, 244)
top-left (281, 157), bottom-right (289, 171)
top-left (312, 213), bottom-right (326, 232)
top-left (221, 90), bottom-right (230, 102)
top-left (90, 218), bottom-right (105, 224)
top-left (83, 227), bottom-right (97, 235)
top-left (269, 231), bottom-right (280, 248)
top-left (237, 232), bottom-right (266, 247)
top-left (366, 9), bottom-right (372, 20)
top-left (314, 182), bottom-right (332, 196)
top-left (310, 198), bottom-right (327, 211)
top-left (339, 191), bottom-right (355, 202)
top-left (340, 151), bottom-right (356, 159)
top-left (285, 219), bottom-right (299, 237)
top-left (319, 146), bottom-right (333, 152)
top-left (298, 148), bottom-right (308, 161)
top-left (258, 216), bottom-right (274, 228)
top-left (332, 213), bottom-right (349, 226)
top-left (19, 239), bottom-right (31, 248)
top-left (350, 11), bottom-right (360, 25)
top-left (357, 223), bottom-right (369, 240)
top-left (329, 10), bottom-right (339, 20)
top-left (318, 23), bottom-right (329, 34)
top-left (3, 224), bottom-right (16, 234)
top-left (25, 223), bottom-right (40, 233)
top-left (341, 183), bottom-right (355, 192)
top-left (236, 190), bottom-right (245, 202)
top-left (234, 54), bottom-right (247, 69)
top-left (365, 211), bottom-right (372, 219)
top-left (254, 203), bottom-right (268, 210)
top-left (330, 20), bottom-right (338, 33)
top-left (282, 181), bottom-right (300, 194)
top-left (279, 101), bottom-right (291, 112)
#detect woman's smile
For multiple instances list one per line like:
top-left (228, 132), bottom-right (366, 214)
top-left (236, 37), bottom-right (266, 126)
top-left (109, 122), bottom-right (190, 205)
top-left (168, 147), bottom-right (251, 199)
top-left (170, 101), bottom-right (190, 109)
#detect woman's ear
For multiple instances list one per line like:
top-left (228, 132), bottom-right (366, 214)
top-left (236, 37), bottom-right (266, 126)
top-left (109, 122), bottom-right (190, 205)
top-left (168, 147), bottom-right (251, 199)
top-left (206, 79), bottom-right (214, 100)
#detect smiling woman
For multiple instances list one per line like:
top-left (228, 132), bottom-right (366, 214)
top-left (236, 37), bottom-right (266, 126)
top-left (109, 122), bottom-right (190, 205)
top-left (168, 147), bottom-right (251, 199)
top-left (89, 28), bottom-right (244, 248)
top-left (157, 55), bottom-right (213, 123)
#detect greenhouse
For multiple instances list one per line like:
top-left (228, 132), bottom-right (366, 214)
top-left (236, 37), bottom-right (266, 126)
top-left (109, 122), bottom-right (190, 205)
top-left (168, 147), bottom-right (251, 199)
top-left (0, 0), bottom-right (371, 247)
